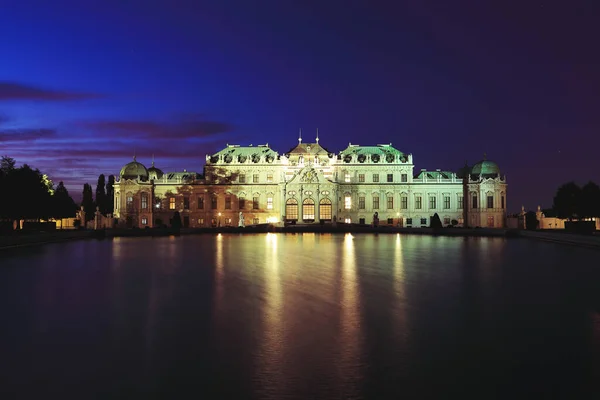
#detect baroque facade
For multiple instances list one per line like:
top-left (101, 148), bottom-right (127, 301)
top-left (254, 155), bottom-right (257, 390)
top-left (114, 139), bottom-right (507, 228)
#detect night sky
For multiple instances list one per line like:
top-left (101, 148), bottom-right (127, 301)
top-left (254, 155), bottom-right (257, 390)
top-left (1, 0), bottom-right (598, 210)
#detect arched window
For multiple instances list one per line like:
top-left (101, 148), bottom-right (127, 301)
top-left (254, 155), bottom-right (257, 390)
top-left (286, 198), bottom-right (298, 221)
top-left (303, 198), bottom-right (315, 221)
top-left (319, 198), bottom-right (332, 220)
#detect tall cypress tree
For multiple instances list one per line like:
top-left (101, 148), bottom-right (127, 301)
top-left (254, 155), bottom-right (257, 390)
top-left (82, 183), bottom-right (95, 222)
top-left (106, 175), bottom-right (115, 214)
top-left (96, 174), bottom-right (106, 214)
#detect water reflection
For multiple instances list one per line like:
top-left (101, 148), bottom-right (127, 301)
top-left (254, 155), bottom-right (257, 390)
top-left (339, 233), bottom-right (362, 395)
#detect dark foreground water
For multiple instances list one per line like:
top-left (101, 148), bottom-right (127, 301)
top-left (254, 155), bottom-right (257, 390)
top-left (1, 233), bottom-right (600, 399)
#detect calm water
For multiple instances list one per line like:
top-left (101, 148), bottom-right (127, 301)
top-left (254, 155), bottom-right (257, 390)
top-left (1, 233), bottom-right (600, 399)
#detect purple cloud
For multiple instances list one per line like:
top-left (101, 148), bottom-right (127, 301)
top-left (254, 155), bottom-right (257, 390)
top-left (0, 128), bottom-right (56, 142)
top-left (80, 116), bottom-right (232, 139)
top-left (0, 81), bottom-right (102, 101)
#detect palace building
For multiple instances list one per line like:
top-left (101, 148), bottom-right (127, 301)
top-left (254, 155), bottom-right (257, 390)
top-left (114, 137), bottom-right (507, 228)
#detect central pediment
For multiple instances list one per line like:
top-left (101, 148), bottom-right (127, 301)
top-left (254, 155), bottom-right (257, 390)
top-left (287, 167), bottom-right (332, 185)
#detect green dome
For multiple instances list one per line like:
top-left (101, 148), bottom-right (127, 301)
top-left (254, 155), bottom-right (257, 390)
top-left (471, 159), bottom-right (500, 177)
top-left (120, 158), bottom-right (149, 181)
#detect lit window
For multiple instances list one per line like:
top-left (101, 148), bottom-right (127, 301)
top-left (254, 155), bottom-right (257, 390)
top-left (141, 192), bottom-right (148, 209)
top-left (225, 218), bottom-right (232, 226)
top-left (126, 194), bottom-right (133, 209)
top-left (444, 196), bottom-right (450, 209)
top-left (344, 195), bottom-right (351, 210)
top-left (373, 174), bottom-right (379, 182)
top-left (401, 173), bottom-right (407, 183)
top-left (429, 196), bottom-right (436, 209)
top-left (401, 196), bottom-right (407, 209)
top-left (267, 197), bottom-right (273, 210)
top-left (169, 197), bottom-right (176, 210)
top-left (267, 173), bottom-right (273, 183)
top-left (345, 173), bottom-right (350, 182)
top-left (359, 196), bottom-right (365, 209)
top-left (198, 218), bottom-right (204, 226)
top-left (359, 174), bottom-right (365, 182)
top-left (344, 218), bottom-right (351, 224)
top-left (253, 218), bottom-right (259, 225)
top-left (141, 217), bottom-right (148, 225)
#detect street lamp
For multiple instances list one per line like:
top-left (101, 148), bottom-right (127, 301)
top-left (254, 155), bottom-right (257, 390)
top-left (218, 212), bottom-right (222, 227)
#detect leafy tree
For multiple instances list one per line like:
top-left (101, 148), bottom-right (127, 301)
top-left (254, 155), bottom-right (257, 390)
top-left (553, 182), bottom-right (581, 220)
top-left (4, 164), bottom-right (54, 223)
top-left (1, 156), bottom-right (16, 174)
top-left (81, 183), bottom-right (95, 222)
top-left (96, 174), bottom-right (106, 214)
top-left (105, 175), bottom-right (115, 214)
top-left (580, 181), bottom-right (600, 218)
top-left (171, 211), bottom-right (182, 229)
top-left (430, 213), bottom-right (443, 229)
top-left (52, 182), bottom-right (78, 222)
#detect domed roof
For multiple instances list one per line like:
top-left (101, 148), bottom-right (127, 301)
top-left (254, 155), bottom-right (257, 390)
top-left (147, 157), bottom-right (163, 180)
top-left (120, 157), bottom-right (149, 181)
top-left (471, 156), bottom-right (500, 178)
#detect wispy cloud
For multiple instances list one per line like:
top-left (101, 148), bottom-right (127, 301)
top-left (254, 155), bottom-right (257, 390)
top-left (0, 81), bottom-right (103, 101)
top-left (80, 115), bottom-right (232, 139)
top-left (0, 128), bottom-right (56, 142)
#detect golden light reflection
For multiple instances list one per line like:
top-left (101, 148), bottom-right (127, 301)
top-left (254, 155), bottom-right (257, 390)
top-left (214, 233), bottom-right (224, 305)
top-left (256, 232), bottom-right (285, 392)
top-left (340, 232), bottom-right (361, 385)
top-left (393, 234), bottom-right (409, 348)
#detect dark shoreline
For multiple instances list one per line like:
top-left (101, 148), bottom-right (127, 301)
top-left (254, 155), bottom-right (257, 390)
top-left (2, 226), bottom-right (600, 251)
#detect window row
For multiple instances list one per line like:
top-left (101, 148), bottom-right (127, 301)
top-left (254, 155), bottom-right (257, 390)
top-left (163, 195), bottom-right (274, 211)
top-left (343, 194), bottom-right (465, 210)
top-left (209, 173), bottom-right (274, 183)
top-left (345, 173), bottom-right (408, 183)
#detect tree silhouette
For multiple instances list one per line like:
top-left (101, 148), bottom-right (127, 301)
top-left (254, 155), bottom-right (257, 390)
top-left (430, 213), bottom-right (443, 229)
top-left (96, 174), bottom-right (106, 215)
top-left (81, 183), bottom-right (95, 222)
top-left (580, 181), bottom-right (600, 219)
top-left (553, 182), bottom-right (581, 220)
top-left (52, 181), bottom-right (78, 223)
top-left (106, 175), bottom-right (115, 214)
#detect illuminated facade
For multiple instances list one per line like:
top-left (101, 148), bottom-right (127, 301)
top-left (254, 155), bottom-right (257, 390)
top-left (114, 139), bottom-right (507, 228)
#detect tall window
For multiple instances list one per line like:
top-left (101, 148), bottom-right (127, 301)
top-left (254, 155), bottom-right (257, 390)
top-left (141, 192), bottom-right (148, 210)
top-left (302, 198), bottom-right (315, 220)
top-left (319, 198), bottom-right (332, 220)
top-left (387, 173), bottom-right (393, 182)
top-left (225, 195), bottom-right (231, 209)
top-left (267, 173), bottom-right (273, 183)
top-left (415, 196), bottom-right (422, 209)
top-left (401, 196), bottom-right (408, 209)
top-left (359, 196), bottom-right (365, 209)
top-left (406, 218), bottom-right (413, 225)
top-left (126, 194), bottom-right (133, 209)
top-left (387, 195), bottom-right (393, 209)
top-left (458, 195), bottom-right (463, 209)
top-left (141, 217), bottom-right (148, 225)
top-left (373, 173), bottom-right (379, 182)
top-left (344, 195), bottom-right (351, 210)
top-left (401, 173), bottom-right (408, 183)
top-left (267, 197), bottom-right (273, 210)
top-left (359, 173), bottom-right (365, 182)
top-left (239, 197), bottom-right (245, 210)
top-left (373, 196), bottom-right (379, 209)
top-left (169, 197), bottom-right (176, 210)
top-left (487, 195), bottom-right (494, 209)
top-left (286, 198), bottom-right (298, 220)
top-left (183, 197), bottom-right (190, 210)
top-left (472, 195), bottom-right (478, 209)
top-left (253, 196), bottom-right (259, 209)
top-left (444, 196), bottom-right (450, 209)
top-left (211, 196), bottom-right (217, 210)
top-left (345, 173), bottom-right (350, 183)
top-left (197, 196), bottom-right (204, 209)
top-left (239, 174), bottom-right (245, 183)
top-left (501, 195), bottom-right (505, 209)
top-left (429, 196), bottom-right (436, 209)
top-left (253, 174), bottom-right (259, 183)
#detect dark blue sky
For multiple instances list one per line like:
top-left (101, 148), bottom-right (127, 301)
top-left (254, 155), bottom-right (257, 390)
top-left (1, 0), bottom-right (599, 210)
